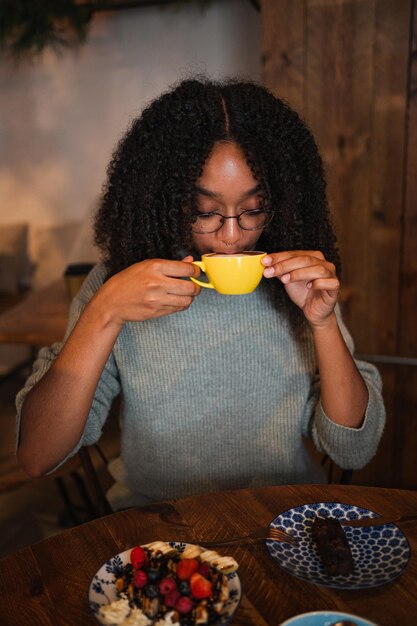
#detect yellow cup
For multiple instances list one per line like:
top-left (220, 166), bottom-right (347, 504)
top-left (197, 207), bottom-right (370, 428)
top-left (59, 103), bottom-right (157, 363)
top-left (191, 251), bottom-right (267, 295)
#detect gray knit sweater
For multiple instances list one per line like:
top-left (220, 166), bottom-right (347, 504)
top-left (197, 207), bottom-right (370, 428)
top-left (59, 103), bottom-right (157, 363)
top-left (16, 264), bottom-right (385, 507)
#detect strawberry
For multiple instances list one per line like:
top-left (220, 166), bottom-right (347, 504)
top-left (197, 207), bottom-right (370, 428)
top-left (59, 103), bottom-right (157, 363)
top-left (190, 572), bottom-right (212, 599)
top-left (130, 546), bottom-right (149, 569)
top-left (176, 558), bottom-right (199, 580)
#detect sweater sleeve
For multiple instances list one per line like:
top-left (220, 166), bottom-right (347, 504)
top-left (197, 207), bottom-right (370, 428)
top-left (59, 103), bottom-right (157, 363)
top-left (303, 306), bottom-right (386, 470)
top-left (15, 264), bottom-right (121, 468)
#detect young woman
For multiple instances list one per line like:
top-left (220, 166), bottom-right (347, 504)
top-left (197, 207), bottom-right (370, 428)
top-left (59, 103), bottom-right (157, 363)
top-left (16, 78), bottom-right (385, 509)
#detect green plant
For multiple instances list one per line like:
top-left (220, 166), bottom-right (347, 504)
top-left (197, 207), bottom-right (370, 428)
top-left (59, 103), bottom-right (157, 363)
top-left (0, 0), bottom-right (221, 61)
top-left (0, 0), bottom-right (93, 60)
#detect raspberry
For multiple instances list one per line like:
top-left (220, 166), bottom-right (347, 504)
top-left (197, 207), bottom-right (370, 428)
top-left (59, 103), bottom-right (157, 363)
top-left (175, 595), bottom-right (193, 614)
top-left (130, 546), bottom-right (149, 569)
top-left (133, 570), bottom-right (148, 588)
top-left (159, 576), bottom-right (177, 595)
top-left (176, 558), bottom-right (199, 580)
top-left (198, 563), bottom-right (211, 578)
top-left (190, 572), bottom-right (212, 599)
top-left (165, 589), bottom-right (180, 607)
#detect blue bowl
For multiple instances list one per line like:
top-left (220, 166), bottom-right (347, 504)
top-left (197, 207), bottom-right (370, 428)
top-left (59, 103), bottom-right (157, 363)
top-left (278, 611), bottom-right (380, 626)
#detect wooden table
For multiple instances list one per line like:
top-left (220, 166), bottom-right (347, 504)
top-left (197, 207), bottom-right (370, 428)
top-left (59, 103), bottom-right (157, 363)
top-left (1, 484), bottom-right (416, 626)
top-left (0, 280), bottom-right (68, 346)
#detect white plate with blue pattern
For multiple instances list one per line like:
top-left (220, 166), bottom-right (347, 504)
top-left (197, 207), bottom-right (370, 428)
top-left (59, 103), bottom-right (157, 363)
top-left (266, 501), bottom-right (410, 589)
top-left (88, 541), bottom-right (241, 625)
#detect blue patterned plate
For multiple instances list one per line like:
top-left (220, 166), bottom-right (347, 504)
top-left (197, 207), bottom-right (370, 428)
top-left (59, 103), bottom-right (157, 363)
top-left (267, 502), bottom-right (410, 589)
top-left (88, 541), bottom-right (241, 625)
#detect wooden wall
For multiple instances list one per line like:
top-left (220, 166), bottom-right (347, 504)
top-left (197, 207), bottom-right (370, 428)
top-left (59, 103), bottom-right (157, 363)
top-left (260, 0), bottom-right (417, 488)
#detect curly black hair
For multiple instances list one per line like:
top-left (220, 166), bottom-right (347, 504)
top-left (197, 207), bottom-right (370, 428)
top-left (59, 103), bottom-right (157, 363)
top-left (94, 76), bottom-right (340, 279)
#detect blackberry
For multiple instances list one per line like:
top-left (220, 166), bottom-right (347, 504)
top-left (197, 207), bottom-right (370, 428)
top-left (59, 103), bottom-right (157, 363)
top-left (146, 584), bottom-right (159, 598)
top-left (178, 580), bottom-right (190, 595)
top-left (147, 567), bottom-right (160, 583)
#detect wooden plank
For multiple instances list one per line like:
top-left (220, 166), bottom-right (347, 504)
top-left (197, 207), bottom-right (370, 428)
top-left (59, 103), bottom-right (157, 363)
top-left (237, 594), bottom-right (270, 626)
top-left (394, 368), bottom-right (417, 488)
top-left (366, 0), bottom-right (411, 354)
top-left (30, 521), bottom-right (119, 625)
top-left (302, 0), bottom-right (412, 490)
top-left (393, 0), bottom-right (417, 489)
top-left (0, 548), bottom-right (55, 626)
top-left (399, 0), bottom-right (417, 357)
top-left (260, 0), bottom-right (414, 490)
top-left (260, 0), bottom-right (305, 115)
top-left (305, 0), bottom-right (376, 349)
top-left (103, 501), bottom-right (193, 548)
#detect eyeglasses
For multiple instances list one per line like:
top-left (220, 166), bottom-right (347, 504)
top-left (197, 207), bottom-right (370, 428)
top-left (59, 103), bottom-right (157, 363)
top-left (191, 209), bottom-right (273, 234)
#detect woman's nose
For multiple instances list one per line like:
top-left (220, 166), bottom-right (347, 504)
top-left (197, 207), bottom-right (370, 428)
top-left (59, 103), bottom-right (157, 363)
top-left (220, 215), bottom-right (241, 244)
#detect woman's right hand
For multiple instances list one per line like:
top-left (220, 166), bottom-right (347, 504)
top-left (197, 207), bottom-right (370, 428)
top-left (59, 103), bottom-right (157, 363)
top-left (92, 256), bottom-right (201, 327)
top-left (17, 257), bottom-right (200, 477)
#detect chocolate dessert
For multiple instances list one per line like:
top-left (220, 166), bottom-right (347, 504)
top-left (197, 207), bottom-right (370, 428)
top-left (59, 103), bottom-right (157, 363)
top-left (311, 517), bottom-right (354, 576)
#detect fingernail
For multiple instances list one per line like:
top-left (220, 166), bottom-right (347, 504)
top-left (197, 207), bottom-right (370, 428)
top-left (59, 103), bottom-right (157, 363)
top-left (281, 274), bottom-right (290, 283)
top-left (261, 256), bottom-right (272, 266)
top-left (263, 267), bottom-right (274, 277)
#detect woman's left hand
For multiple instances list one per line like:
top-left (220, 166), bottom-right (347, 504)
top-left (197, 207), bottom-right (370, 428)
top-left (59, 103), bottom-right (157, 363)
top-left (262, 251), bottom-right (340, 327)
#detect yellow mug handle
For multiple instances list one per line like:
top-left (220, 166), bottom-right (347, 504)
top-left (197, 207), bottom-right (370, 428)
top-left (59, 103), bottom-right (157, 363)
top-left (190, 261), bottom-right (215, 290)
